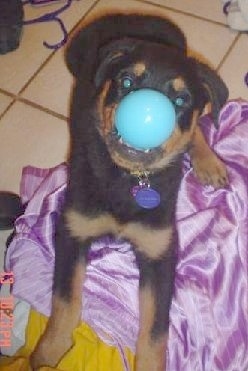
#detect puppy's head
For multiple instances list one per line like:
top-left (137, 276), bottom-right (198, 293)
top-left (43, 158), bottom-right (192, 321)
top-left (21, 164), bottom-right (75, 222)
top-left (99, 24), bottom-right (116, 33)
top-left (66, 17), bottom-right (228, 173)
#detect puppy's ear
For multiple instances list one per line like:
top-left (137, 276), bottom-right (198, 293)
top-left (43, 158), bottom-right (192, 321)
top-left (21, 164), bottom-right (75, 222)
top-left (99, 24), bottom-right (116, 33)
top-left (94, 38), bottom-right (138, 88)
top-left (65, 26), bottom-right (99, 78)
top-left (65, 27), bottom-right (137, 82)
top-left (195, 61), bottom-right (229, 127)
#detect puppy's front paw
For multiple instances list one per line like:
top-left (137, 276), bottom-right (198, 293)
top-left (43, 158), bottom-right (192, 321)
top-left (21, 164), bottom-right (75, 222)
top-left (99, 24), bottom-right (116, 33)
top-left (135, 335), bottom-right (167, 371)
top-left (192, 152), bottom-right (228, 188)
top-left (30, 335), bottom-right (72, 370)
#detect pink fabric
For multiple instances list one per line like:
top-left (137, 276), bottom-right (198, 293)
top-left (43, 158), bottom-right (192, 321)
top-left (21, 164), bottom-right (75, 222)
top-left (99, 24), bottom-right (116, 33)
top-left (5, 100), bottom-right (248, 370)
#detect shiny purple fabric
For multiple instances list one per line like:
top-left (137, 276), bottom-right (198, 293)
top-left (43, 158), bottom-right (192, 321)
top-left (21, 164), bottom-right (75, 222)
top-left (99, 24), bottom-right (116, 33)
top-left (5, 100), bottom-right (248, 370)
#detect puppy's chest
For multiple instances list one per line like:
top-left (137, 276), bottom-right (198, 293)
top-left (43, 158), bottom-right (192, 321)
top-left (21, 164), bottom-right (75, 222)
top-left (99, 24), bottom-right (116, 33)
top-left (104, 173), bottom-right (177, 222)
top-left (75, 168), bottom-right (180, 225)
top-left (66, 208), bottom-right (175, 259)
top-left (67, 172), bottom-right (178, 257)
top-left (106, 177), bottom-right (156, 216)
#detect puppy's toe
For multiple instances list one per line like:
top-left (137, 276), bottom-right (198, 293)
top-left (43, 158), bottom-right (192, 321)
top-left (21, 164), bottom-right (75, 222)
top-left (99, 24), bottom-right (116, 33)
top-left (30, 334), bottom-right (72, 370)
top-left (192, 153), bottom-right (228, 189)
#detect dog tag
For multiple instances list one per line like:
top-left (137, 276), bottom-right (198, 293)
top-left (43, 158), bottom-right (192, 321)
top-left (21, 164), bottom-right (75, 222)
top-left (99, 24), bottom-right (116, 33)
top-left (134, 187), bottom-right (161, 209)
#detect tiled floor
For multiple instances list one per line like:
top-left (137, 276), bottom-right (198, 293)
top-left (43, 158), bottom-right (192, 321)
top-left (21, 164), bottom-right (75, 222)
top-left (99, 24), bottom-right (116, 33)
top-left (0, 0), bottom-right (248, 264)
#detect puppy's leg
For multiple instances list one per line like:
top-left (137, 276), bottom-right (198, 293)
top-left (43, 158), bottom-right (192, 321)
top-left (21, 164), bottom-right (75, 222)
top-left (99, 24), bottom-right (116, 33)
top-left (135, 253), bottom-right (177, 371)
top-left (30, 215), bottom-right (89, 369)
top-left (190, 125), bottom-right (228, 188)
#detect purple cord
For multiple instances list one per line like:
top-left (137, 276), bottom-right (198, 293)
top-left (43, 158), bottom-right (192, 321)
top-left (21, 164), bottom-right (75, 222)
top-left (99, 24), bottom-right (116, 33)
top-left (29, 0), bottom-right (63, 4)
top-left (223, 1), bottom-right (231, 15)
top-left (22, 0), bottom-right (73, 49)
top-left (245, 72), bottom-right (248, 87)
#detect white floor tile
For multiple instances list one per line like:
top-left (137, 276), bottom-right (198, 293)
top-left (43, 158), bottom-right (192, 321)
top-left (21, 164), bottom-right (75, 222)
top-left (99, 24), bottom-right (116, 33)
top-left (161, 10), bottom-right (236, 67)
top-left (219, 34), bottom-right (248, 101)
top-left (0, 102), bottom-right (69, 193)
top-left (0, 0), bottom-right (95, 94)
top-left (21, 0), bottom-right (237, 116)
top-left (21, 48), bottom-right (72, 117)
top-left (91, 0), bottom-right (236, 67)
top-left (150, 0), bottom-right (227, 24)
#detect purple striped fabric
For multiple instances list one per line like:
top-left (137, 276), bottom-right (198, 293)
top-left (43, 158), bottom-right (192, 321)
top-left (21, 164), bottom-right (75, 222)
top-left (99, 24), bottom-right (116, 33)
top-left (5, 100), bottom-right (248, 370)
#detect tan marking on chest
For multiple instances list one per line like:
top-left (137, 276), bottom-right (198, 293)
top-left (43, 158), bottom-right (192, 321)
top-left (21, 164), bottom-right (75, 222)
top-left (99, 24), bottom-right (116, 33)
top-left (66, 210), bottom-right (172, 259)
top-left (66, 210), bottom-right (120, 240)
top-left (120, 223), bottom-right (173, 258)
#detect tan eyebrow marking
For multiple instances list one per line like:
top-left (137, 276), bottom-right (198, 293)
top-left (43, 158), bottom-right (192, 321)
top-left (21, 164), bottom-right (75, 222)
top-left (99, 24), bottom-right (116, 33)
top-left (172, 77), bottom-right (185, 92)
top-left (133, 62), bottom-right (146, 77)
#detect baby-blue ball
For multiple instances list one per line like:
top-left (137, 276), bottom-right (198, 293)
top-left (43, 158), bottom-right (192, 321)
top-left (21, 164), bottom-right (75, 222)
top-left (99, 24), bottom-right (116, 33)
top-left (115, 88), bottom-right (176, 150)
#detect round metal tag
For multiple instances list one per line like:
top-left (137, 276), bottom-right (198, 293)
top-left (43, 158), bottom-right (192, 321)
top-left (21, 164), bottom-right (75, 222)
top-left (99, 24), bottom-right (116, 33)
top-left (134, 187), bottom-right (161, 209)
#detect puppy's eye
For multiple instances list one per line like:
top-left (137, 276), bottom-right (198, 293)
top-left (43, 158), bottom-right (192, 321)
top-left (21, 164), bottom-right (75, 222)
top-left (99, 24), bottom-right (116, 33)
top-left (174, 93), bottom-right (190, 107)
top-left (175, 97), bottom-right (185, 106)
top-left (121, 76), bottom-right (133, 89)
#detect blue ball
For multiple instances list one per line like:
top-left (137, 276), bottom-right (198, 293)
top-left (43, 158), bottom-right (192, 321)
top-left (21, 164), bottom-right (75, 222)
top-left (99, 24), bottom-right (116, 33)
top-left (114, 89), bottom-right (176, 150)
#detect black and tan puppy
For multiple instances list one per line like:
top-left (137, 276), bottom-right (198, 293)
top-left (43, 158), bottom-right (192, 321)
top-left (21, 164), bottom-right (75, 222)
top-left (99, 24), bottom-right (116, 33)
top-left (31, 13), bottom-right (228, 370)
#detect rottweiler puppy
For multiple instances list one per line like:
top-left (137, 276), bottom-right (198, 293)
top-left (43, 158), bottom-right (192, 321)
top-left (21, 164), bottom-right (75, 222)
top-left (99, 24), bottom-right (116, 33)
top-left (31, 13), bottom-right (228, 371)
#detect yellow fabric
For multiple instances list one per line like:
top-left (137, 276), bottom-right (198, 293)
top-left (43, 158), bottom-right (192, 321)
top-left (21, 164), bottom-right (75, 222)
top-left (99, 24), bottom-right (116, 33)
top-left (0, 309), bottom-right (135, 370)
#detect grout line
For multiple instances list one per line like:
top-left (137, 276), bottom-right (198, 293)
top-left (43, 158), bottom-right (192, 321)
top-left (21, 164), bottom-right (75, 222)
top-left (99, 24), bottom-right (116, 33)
top-left (0, 89), bottom-right (17, 120)
top-left (17, 96), bottom-right (68, 121)
top-left (0, 93), bottom-right (68, 122)
top-left (0, 100), bottom-right (16, 121)
top-left (0, 0), bottom-right (239, 123)
top-left (2, 0), bottom-right (231, 100)
top-left (217, 33), bottom-right (241, 71)
top-left (14, 0), bottom-right (102, 121)
top-left (136, 0), bottom-right (229, 27)
top-left (18, 0), bottom-right (100, 97)
top-left (0, 92), bottom-right (68, 122)
top-left (17, 53), bottom-right (57, 96)
top-left (0, 89), bottom-right (16, 99)
top-left (0, 0), bottom-right (101, 123)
